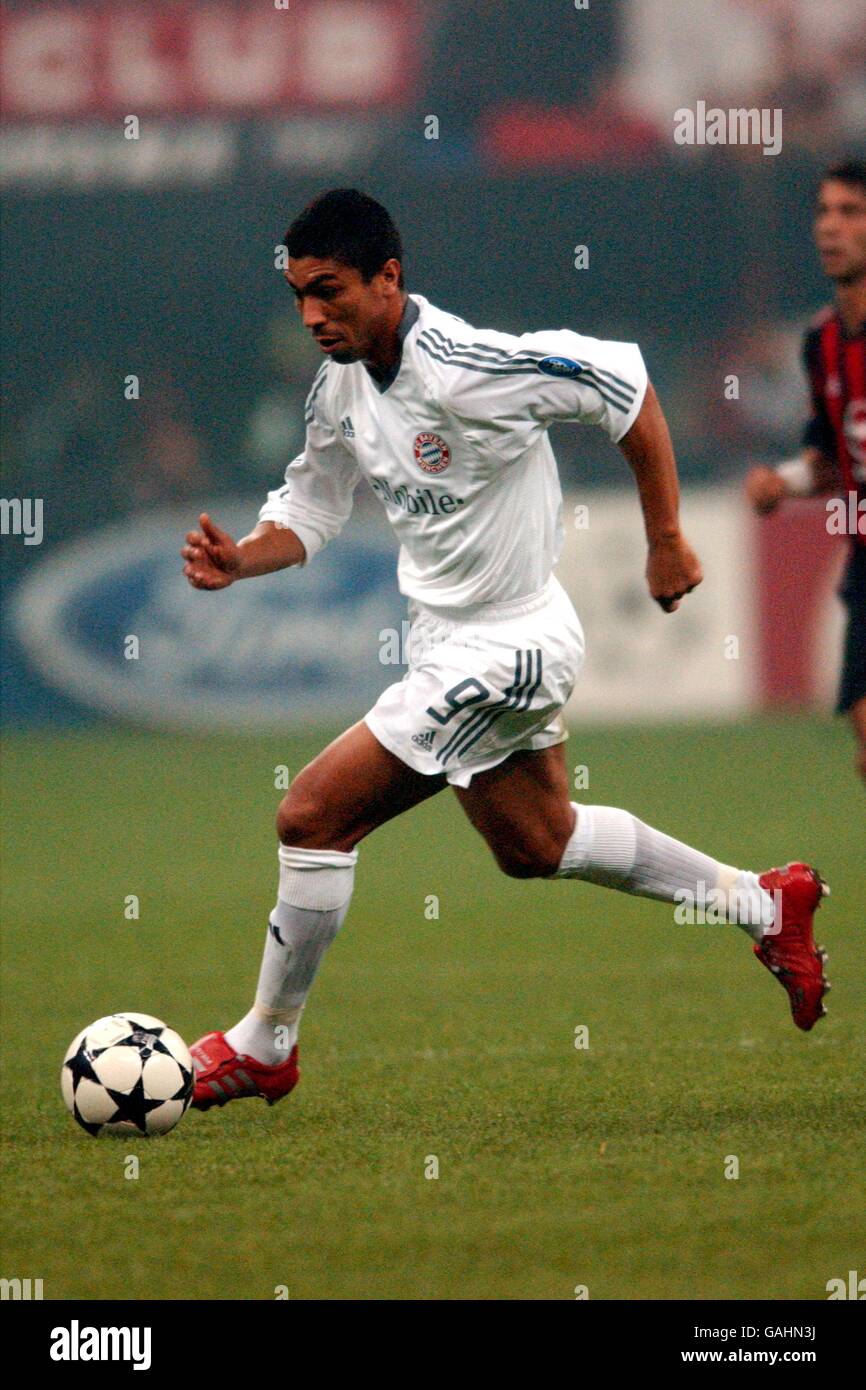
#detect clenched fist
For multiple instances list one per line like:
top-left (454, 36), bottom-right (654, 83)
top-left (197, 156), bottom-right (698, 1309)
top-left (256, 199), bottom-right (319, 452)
top-left (646, 533), bottom-right (703, 613)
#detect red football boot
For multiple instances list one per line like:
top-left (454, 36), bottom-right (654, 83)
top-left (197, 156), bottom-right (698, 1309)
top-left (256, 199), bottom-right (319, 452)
top-left (754, 863), bottom-right (830, 1031)
top-left (190, 1031), bottom-right (300, 1110)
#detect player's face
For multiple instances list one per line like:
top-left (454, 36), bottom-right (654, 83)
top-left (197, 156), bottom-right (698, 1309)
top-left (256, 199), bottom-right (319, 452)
top-left (285, 256), bottom-right (402, 364)
top-left (814, 180), bottom-right (866, 285)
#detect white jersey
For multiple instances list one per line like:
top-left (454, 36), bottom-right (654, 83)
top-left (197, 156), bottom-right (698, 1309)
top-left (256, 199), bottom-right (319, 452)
top-left (259, 293), bottom-right (647, 611)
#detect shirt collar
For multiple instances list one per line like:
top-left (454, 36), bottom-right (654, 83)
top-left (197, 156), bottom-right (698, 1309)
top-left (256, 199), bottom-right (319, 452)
top-left (364, 295), bottom-right (419, 394)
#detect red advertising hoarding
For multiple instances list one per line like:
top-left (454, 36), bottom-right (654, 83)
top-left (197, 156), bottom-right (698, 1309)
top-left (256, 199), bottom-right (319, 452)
top-left (0, 1), bottom-right (417, 120)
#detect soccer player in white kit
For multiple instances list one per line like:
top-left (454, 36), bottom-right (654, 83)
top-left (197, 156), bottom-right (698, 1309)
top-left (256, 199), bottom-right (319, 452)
top-left (181, 190), bottom-right (830, 1110)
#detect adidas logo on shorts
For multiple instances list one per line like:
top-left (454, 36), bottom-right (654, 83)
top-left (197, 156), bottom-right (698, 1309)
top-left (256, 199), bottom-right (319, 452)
top-left (411, 729), bottom-right (436, 750)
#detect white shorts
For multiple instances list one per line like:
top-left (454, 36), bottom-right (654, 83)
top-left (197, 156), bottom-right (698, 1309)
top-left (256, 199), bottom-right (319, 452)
top-left (364, 575), bottom-right (585, 788)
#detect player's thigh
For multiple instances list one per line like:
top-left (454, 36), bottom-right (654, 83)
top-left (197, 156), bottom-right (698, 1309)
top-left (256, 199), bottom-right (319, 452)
top-left (277, 719), bottom-right (447, 850)
top-left (453, 743), bottom-right (575, 877)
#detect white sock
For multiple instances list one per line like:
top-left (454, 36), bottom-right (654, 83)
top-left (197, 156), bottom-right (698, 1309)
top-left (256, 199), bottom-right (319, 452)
top-left (225, 844), bottom-right (357, 1065)
top-left (552, 804), bottom-right (774, 941)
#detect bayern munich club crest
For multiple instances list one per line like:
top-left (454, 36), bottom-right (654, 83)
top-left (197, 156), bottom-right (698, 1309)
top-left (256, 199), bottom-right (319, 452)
top-left (413, 431), bottom-right (451, 474)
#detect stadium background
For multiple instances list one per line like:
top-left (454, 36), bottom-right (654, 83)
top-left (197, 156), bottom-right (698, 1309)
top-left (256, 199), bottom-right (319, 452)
top-left (1, 0), bottom-right (863, 1303)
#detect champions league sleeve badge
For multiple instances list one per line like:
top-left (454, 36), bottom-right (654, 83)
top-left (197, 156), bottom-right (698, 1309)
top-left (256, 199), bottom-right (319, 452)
top-left (538, 356), bottom-right (584, 379)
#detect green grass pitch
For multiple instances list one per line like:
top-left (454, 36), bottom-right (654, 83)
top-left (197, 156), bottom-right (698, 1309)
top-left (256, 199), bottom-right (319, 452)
top-left (1, 716), bottom-right (863, 1301)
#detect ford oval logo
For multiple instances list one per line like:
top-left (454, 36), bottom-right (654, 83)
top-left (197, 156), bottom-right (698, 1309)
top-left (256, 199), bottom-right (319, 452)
top-left (10, 501), bottom-right (403, 730)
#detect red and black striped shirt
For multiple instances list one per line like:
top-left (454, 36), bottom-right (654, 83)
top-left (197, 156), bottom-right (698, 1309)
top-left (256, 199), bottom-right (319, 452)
top-left (802, 307), bottom-right (866, 546)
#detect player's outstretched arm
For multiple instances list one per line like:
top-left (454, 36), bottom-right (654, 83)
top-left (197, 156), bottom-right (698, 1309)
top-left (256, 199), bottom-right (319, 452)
top-left (181, 513), bottom-right (306, 591)
top-left (616, 380), bottom-right (703, 613)
top-left (745, 449), bottom-right (841, 514)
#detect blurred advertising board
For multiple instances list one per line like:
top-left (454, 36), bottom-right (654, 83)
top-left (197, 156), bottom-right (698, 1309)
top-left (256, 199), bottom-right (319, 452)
top-left (0, 1), bottom-right (416, 119)
top-left (3, 490), bottom-right (847, 730)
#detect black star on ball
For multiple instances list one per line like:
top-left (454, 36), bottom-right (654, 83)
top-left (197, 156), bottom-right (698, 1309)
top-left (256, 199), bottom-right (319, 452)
top-left (64, 1039), bottom-right (103, 1089)
top-left (105, 1073), bottom-right (168, 1134)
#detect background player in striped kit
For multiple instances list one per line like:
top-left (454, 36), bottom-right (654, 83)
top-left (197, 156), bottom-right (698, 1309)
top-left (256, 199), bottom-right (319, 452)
top-left (747, 161), bottom-right (866, 786)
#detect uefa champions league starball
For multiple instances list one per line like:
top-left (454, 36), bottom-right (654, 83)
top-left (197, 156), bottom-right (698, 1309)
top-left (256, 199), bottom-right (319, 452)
top-left (61, 1013), bottom-right (194, 1137)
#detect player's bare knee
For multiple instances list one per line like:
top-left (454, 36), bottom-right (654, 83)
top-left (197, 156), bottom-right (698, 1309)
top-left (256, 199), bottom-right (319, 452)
top-left (275, 793), bottom-right (318, 848)
top-left (275, 789), bottom-right (358, 852)
top-left (494, 839), bottom-right (563, 879)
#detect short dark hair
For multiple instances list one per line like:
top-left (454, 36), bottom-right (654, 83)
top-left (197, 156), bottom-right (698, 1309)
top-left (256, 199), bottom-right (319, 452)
top-left (284, 189), bottom-right (404, 288)
top-left (820, 160), bottom-right (866, 196)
